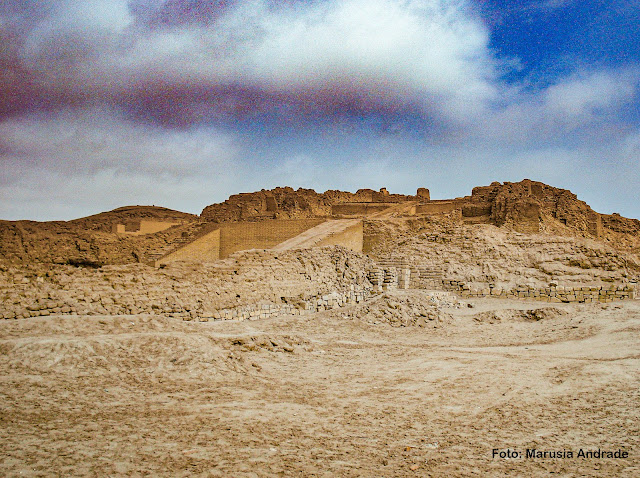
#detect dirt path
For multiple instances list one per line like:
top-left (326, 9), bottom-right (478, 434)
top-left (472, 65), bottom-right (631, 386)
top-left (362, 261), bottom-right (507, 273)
top-left (1, 295), bottom-right (638, 476)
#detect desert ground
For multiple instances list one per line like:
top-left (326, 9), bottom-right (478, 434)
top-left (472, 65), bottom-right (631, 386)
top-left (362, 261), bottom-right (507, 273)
top-left (1, 290), bottom-right (638, 477)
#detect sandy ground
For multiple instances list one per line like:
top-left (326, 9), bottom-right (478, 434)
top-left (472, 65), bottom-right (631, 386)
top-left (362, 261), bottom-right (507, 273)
top-left (1, 292), bottom-right (639, 477)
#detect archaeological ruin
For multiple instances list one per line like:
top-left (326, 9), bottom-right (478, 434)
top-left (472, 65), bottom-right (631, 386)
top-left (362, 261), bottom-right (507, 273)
top-left (1, 179), bottom-right (638, 322)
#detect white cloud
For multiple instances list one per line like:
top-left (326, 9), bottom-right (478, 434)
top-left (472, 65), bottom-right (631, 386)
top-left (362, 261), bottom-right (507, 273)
top-left (470, 67), bottom-right (640, 146)
top-left (543, 69), bottom-right (639, 122)
top-left (0, 108), bottom-right (238, 219)
top-left (239, 0), bottom-right (498, 120)
top-left (0, 108), bottom-right (236, 178)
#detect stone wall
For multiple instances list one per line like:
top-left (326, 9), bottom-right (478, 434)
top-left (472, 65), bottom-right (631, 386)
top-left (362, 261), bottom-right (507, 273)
top-left (3, 257), bottom-right (638, 323)
top-left (331, 203), bottom-right (395, 216)
top-left (373, 258), bottom-right (442, 290)
top-left (218, 219), bottom-right (325, 258)
top-left (155, 219), bottom-right (326, 266)
top-left (367, 216), bottom-right (640, 291)
top-left (415, 200), bottom-right (464, 215)
top-left (368, 258), bottom-right (638, 304)
top-left (441, 280), bottom-right (637, 303)
top-left (207, 288), bottom-right (372, 322)
top-left (1, 247), bottom-right (376, 320)
top-left (461, 204), bottom-right (493, 225)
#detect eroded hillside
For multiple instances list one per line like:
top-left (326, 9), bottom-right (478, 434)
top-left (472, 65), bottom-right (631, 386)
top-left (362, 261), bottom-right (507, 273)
top-left (0, 207), bottom-right (203, 266)
top-left (366, 215), bottom-right (640, 290)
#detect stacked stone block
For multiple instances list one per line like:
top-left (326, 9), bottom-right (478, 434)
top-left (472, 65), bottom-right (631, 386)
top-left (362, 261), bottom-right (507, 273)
top-left (397, 268), bottom-right (411, 290)
top-left (382, 268), bottom-right (398, 291)
top-left (376, 257), bottom-right (440, 289)
top-left (441, 280), bottom-right (636, 303)
top-left (410, 265), bottom-right (441, 289)
top-left (367, 268), bottom-right (384, 292)
top-left (207, 287), bottom-right (372, 322)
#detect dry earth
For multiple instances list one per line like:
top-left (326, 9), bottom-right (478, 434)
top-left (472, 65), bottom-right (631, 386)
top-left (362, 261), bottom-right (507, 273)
top-left (1, 291), bottom-right (638, 477)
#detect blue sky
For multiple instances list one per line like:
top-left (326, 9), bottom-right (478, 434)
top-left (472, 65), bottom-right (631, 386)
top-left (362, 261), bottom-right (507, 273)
top-left (1, 0), bottom-right (638, 220)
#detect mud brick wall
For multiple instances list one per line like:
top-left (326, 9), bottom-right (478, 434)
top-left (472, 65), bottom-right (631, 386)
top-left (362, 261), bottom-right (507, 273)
top-left (442, 280), bottom-right (636, 303)
top-left (331, 203), bottom-right (394, 216)
top-left (113, 220), bottom-right (181, 235)
top-left (206, 287), bottom-right (372, 322)
top-left (1, 247), bottom-right (375, 320)
top-left (415, 200), bottom-right (464, 215)
top-left (218, 219), bottom-right (324, 258)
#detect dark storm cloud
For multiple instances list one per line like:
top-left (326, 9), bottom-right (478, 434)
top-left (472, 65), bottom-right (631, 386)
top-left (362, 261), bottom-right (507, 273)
top-left (0, 0), bottom-right (503, 128)
top-left (129, 0), bottom-right (234, 28)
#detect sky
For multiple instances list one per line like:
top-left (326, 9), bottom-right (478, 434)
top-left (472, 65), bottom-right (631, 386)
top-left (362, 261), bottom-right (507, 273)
top-left (1, 0), bottom-right (639, 221)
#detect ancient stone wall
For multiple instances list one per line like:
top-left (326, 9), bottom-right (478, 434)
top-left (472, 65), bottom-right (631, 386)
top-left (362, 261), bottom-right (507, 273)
top-left (415, 200), bottom-right (464, 215)
top-left (153, 218), bottom-right (366, 266)
top-left (1, 247), bottom-right (375, 320)
top-left (207, 288), bottom-right (372, 322)
top-left (368, 261), bottom-right (637, 304)
top-left (3, 243), bottom-right (638, 323)
top-left (441, 280), bottom-right (637, 303)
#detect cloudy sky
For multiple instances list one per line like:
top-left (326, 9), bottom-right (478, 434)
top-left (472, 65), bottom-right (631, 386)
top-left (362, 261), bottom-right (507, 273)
top-left (1, 0), bottom-right (639, 220)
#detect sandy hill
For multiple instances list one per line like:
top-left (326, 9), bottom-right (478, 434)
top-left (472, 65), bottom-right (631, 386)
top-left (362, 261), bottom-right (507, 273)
top-left (0, 206), bottom-right (201, 266)
top-left (69, 205), bottom-right (197, 232)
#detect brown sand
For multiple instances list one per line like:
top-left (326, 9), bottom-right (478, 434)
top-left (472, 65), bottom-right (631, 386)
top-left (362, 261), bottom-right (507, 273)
top-left (1, 293), bottom-right (638, 477)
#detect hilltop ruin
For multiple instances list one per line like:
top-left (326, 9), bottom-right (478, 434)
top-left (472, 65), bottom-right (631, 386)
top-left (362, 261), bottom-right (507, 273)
top-left (2, 179), bottom-right (638, 268)
top-left (1, 179), bottom-right (638, 322)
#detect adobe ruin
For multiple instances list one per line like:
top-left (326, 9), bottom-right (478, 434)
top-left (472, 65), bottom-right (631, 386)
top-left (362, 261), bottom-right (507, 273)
top-left (1, 179), bottom-right (638, 321)
top-left (146, 180), bottom-right (637, 268)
